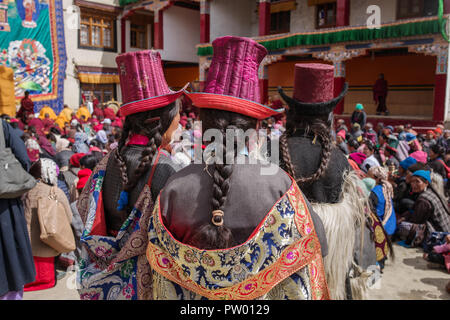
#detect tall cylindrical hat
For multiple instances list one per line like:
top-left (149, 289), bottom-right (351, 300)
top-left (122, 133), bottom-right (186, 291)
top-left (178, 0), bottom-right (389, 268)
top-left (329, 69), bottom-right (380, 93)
top-left (187, 36), bottom-right (283, 120)
top-left (116, 50), bottom-right (188, 117)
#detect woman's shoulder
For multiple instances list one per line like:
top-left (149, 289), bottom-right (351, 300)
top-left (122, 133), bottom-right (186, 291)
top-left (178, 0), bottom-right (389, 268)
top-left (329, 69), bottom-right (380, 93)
top-left (26, 181), bottom-right (50, 197)
top-left (162, 163), bottom-right (292, 197)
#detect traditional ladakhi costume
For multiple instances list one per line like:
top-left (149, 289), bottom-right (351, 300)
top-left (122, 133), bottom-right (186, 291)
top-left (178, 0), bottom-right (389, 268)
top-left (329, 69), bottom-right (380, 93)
top-left (145, 36), bottom-right (330, 300)
top-left (76, 50), bottom-right (186, 300)
top-left (278, 63), bottom-right (385, 300)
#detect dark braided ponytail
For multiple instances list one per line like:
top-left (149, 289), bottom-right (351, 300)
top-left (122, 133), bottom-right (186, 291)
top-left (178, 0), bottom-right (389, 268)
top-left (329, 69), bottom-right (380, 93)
top-left (189, 109), bottom-right (257, 250)
top-left (114, 100), bottom-right (180, 212)
top-left (280, 111), bottom-right (334, 185)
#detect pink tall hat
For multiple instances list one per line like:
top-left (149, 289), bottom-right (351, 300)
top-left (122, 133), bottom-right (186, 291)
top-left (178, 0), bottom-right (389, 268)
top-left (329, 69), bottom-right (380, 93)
top-left (188, 36), bottom-right (283, 120)
top-left (116, 50), bottom-right (188, 117)
top-left (278, 63), bottom-right (348, 116)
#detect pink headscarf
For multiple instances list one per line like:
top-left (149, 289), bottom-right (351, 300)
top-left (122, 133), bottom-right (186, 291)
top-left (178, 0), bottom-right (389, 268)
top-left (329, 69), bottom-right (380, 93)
top-left (410, 151), bottom-right (428, 164)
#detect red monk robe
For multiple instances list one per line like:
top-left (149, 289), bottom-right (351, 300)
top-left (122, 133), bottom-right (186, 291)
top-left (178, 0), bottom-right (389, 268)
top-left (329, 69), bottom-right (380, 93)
top-left (18, 96), bottom-right (35, 123)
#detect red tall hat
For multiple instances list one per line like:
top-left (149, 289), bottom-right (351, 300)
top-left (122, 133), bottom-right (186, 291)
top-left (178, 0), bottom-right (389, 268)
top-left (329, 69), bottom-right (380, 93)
top-left (188, 36), bottom-right (283, 120)
top-left (116, 50), bottom-right (188, 117)
top-left (278, 63), bottom-right (348, 116)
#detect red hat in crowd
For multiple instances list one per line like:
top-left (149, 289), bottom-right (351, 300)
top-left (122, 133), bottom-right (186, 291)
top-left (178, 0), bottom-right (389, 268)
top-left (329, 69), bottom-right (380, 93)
top-left (116, 50), bottom-right (188, 117)
top-left (278, 63), bottom-right (348, 116)
top-left (188, 36), bottom-right (284, 120)
top-left (426, 130), bottom-right (436, 138)
top-left (434, 127), bottom-right (443, 135)
top-left (70, 153), bottom-right (86, 168)
top-left (77, 168), bottom-right (92, 190)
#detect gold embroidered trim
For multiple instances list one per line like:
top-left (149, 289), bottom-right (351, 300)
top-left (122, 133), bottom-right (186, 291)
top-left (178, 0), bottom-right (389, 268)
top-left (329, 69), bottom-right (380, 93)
top-left (147, 180), bottom-right (330, 300)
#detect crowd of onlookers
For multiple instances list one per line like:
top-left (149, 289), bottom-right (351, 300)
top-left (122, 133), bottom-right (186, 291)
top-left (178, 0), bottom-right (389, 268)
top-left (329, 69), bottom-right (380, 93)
top-left (1, 97), bottom-right (449, 295)
top-left (337, 103), bottom-right (450, 277)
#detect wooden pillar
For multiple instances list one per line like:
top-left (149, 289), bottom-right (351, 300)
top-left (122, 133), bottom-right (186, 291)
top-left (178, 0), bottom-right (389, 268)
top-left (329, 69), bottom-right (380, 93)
top-left (121, 17), bottom-right (127, 53)
top-left (200, 0), bottom-right (210, 43)
top-left (154, 9), bottom-right (164, 49)
top-left (433, 51), bottom-right (448, 122)
top-left (259, 0), bottom-right (271, 36)
top-left (334, 61), bottom-right (346, 115)
top-left (259, 64), bottom-right (269, 105)
top-left (336, 0), bottom-right (350, 27)
top-left (121, 10), bottom-right (134, 53)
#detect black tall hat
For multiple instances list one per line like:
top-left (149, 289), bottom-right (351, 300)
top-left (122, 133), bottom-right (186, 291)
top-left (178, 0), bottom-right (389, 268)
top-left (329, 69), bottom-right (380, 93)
top-left (278, 63), bottom-right (348, 116)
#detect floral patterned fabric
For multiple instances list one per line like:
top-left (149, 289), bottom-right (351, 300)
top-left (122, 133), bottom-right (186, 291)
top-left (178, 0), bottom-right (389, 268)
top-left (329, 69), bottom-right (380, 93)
top-left (146, 181), bottom-right (330, 300)
top-left (76, 153), bottom-right (153, 300)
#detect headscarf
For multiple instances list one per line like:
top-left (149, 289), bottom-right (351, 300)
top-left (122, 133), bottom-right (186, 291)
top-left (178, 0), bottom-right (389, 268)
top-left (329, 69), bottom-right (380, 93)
top-left (25, 137), bottom-right (41, 151)
top-left (73, 132), bottom-right (90, 154)
top-left (405, 133), bottom-right (416, 143)
top-left (368, 166), bottom-right (394, 226)
top-left (412, 170), bottom-right (431, 184)
top-left (399, 156), bottom-right (417, 171)
top-left (96, 130), bottom-right (108, 145)
top-left (362, 177), bottom-right (376, 195)
top-left (55, 138), bottom-right (71, 153)
top-left (349, 152), bottom-right (367, 165)
top-left (70, 153), bottom-right (86, 168)
top-left (38, 135), bottom-right (56, 157)
top-left (410, 151), bottom-right (428, 164)
top-left (40, 158), bottom-right (59, 186)
top-left (25, 137), bottom-right (41, 162)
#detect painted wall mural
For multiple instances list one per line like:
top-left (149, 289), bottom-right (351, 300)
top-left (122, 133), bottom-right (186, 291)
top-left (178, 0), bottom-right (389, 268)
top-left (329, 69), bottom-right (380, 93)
top-left (0, 0), bottom-right (66, 113)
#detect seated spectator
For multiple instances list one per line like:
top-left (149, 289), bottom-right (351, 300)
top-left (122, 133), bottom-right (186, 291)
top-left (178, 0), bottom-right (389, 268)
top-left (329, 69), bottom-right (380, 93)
top-left (336, 119), bottom-right (348, 135)
top-left (428, 144), bottom-right (448, 182)
top-left (351, 103), bottom-right (367, 128)
top-left (406, 133), bottom-right (422, 153)
top-left (95, 130), bottom-right (108, 150)
top-left (368, 166), bottom-right (397, 237)
top-left (423, 234), bottom-right (450, 272)
top-left (336, 130), bottom-right (348, 155)
top-left (72, 132), bottom-right (89, 154)
top-left (397, 170), bottom-right (450, 246)
top-left (347, 138), bottom-right (360, 154)
top-left (393, 157), bottom-right (418, 214)
top-left (76, 154), bottom-right (100, 197)
top-left (361, 140), bottom-right (381, 173)
top-left (396, 125), bottom-right (407, 141)
top-left (351, 123), bottom-right (363, 142)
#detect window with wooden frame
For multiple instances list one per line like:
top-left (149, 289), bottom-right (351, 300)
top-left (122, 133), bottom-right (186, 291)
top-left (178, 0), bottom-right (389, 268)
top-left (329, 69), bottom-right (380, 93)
top-left (79, 10), bottom-right (116, 51)
top-left (129, 14), bottom-right (152, 49)
top-left (270, 10), bottom-right (291, 34)
top-left (81, 84), bottom-right (116, 105)
top-left (397, 0), bottom-right (438, 20)
top-left (316, 2), bottom-right (336, 29)
top-left (130, 24), bottom-right (148, 49)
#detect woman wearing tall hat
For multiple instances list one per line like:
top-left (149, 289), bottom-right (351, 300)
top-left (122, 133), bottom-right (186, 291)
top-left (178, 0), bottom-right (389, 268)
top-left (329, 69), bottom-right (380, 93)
top-left (277, 63), bottom-right (384, 300)
top-left (145, 36), bottom-right (330, 300)
top-left (76, 50), bottom-right (186, 300)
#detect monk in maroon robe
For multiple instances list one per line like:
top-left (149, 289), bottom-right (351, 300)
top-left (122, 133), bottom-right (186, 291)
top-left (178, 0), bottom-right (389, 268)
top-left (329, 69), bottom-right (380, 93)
top-left (373, 73), bottom-right (389, 115)
top-left (17, 91), bottom-right (35, 124)
top-left (27, 115), bottom-right (45, 135)
top-left (42, 114), bottom-right (55, 133)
